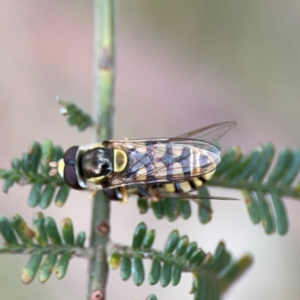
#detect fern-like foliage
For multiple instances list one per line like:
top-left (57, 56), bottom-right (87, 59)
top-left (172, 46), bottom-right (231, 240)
top-left (0, 212), bottom-right (86, 283)
top-left (146, 295), bottom-right (158, 300)
top-left (56, 97), bottom-right (94, 131)
top-left (109, 222), bottom-right (253, 300)
top-left (0, 141), bottom-right (69, 208)
top-left (135, 143), bottom-right (300, 235)
top-left (209, 144), bottom-right (299, 235)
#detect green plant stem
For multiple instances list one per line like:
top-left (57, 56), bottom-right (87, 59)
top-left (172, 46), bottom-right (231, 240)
top-left (87, 1), bottom-right (116, 300)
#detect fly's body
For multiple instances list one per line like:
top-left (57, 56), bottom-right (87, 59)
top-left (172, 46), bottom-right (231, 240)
top-left (54, 122), bottom-right (236, 201)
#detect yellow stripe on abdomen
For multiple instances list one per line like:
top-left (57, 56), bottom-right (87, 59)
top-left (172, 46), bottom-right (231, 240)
top-left (191, 178), bottom-right (204, 189)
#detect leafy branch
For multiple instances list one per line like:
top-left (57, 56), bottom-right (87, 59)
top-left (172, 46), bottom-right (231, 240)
top-left (0, 141), bottom-right (69, 208)
top-left (56, 97), bottom-right (95, 132)
top-left (109, 222), bottom-right (253, 299)
top-left (0, 212), bottom-right (86, 283)
top-left (209, 144), bottom-right (299, 235)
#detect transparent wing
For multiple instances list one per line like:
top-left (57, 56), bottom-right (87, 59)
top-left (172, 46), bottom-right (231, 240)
top-left (108, 140), bottom-right (220, 187)
top-left (177, 121), bottom-right (237, 142)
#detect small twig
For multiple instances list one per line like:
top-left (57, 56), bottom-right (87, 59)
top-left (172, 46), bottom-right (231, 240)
top-left (87, 1), bottom-right (116, 300)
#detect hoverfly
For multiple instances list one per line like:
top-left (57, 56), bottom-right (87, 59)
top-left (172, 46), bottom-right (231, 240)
top-left (51, 121), bottom-right (236, 202)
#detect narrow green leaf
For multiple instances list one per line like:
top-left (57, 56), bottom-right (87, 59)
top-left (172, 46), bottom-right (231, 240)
top-left (120, 255), bottom-right (131, 281)
top-left (52, 145), bottom-right (64, 162)
top-left (61, 218), bottom-right (74, 245)
top-left (22, 252), bottom-right (43, 284)
top-left (76, 232), bottom-right (86, 248)
top-left (40, 185), bottom-right (56, 209)
top-left (195, 277), bottom-right (219, 300)
top-left (175, 235), bottom-right (189, 257)
top-left (225, 155), bottom-right (252, 180)
top-left (198, 187), bottom-right (212, 224)
top-left (132, 256), bottom-right (144, 286)
top-left (236, 148), bottom-right (263, 180)
top-left (55, 185), bottom-right (69, 207)
top-left (164, 198), bottom-right (179, 221)
top-left (213, 252), bottom-right (231, 274)
top-left (21, 153), bottom-right (30, 174)
top-left (27, 141), bottom-right (42, 173)
top-left (267, 148), bottom-right (294, 185)
top-left (142, 229), bottom-right (155, 250)
top-left (41, 140), bottom-right (54, 174)
top-left (271, 193), bottom-right (288, 235)
top-left (11, 158), bottom-right (22, 171)
top-left (203, 242), bottom-right (232, 274)
top-left (149, 257), bottom-right (161, 285)
top-left (201, 253), bottom-right (213, 269)
top-left (252, 143), bottom-right (275, 182)
top-left (178, 200), bottom-right (191, 219)
top-left (189, 248), bottom-right (206, 267)
top-left (28, 182), bottom-right (43, 207)
top-left (132, 222), bottom-right (147, 250)
top-left (280, 149), bottom-right (300, 186)
top-left (151, 199), bottom-right (165, 219)
top-left (109, 252), bottom-right (121, 269)
top-left (55, 252), bottom-right (71, 279)
top-left (171, 264), bottom-right (181, 286)
top-left (160, 261), bottom-right (172, 287)
top-left (184, 242), bottom-right (198, 260)
top-left (214, 146), bottom-right (242, 177)
top-left (67, 115), bottom-right (77, 126)
top-left (203, 241), bottom-right (226, 270)
top-left (77, 121), bottom-right (89, 131)
top-left (242, 190), bottom-right (261, 224)
top-left (219, 255), bottom-right (253, 292)
top-left (256, 192), bottom-right (275, 234)
top-left (0, 216), bottom-right (19, 245)
top-left (38, 252), bottom-right (58, 283)
top-left (2, 176), bottom-right (16, 193)
top-left (164, 230), bottom-right (180, 254)
top-left (32, 212), bottom-right (47, 247)
top-left (45, 217), bottom-right (62, 246)
top-left (146, 295), bottom-right (158, 300)
top-left (10, 214), bottom-right (35, 246)
top-left (137, 198), bottom-right (149, 214)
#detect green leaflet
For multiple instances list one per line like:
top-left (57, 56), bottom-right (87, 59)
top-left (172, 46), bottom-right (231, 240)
top-left (132, 222), bottom-right (147, 250)
top-left (132, 256), bottom-right (144, 286)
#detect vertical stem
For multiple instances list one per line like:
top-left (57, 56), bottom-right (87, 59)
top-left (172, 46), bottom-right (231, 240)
top-left (88, 1), bottom-right (116, 300)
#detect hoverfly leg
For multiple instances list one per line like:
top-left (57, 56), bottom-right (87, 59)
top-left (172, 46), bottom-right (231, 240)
top-left (88, 189), bottom-right (98, 199)
top-left (147, 186), bottom-right (161, 202)
top-left (119, 186), bottom-right (128, 204)
top-left (136, 185), bottom-right (152, 198)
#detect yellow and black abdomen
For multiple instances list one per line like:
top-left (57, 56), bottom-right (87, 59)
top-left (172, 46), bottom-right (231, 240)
top-left (121, 140), bottom-right (220, 185)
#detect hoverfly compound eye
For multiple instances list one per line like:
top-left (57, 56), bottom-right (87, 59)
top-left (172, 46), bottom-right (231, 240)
top-left (62, 146), bottom-right (83, 190)
top-left (64, 164), bottom-right (82, 189)
top-left (64, 146), bottom-right (79, 166)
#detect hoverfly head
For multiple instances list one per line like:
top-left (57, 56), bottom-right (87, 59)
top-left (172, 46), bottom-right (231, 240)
top-left (49, 146), bottom-right (82, 189)
top-left (59, 146), bottom-right (83, 190)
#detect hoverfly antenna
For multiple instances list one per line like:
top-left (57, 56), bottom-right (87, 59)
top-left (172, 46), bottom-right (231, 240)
top-left (49, 161), bottom-right (58, 176)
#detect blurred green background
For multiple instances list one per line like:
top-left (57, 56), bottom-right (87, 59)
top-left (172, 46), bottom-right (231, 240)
top-left (1, 1), bottom-right (300, 299)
